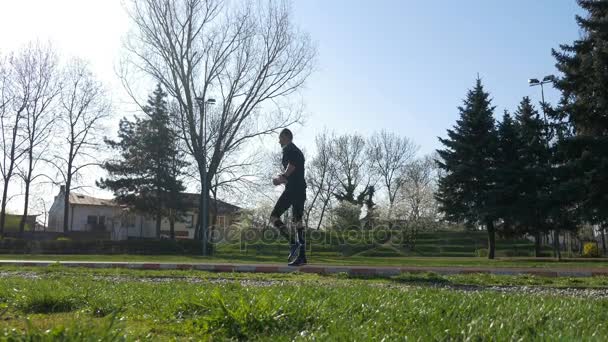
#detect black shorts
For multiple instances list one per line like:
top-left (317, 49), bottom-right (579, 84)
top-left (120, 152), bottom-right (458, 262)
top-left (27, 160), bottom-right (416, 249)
top-left (271, 187), bottom-right (306, 222)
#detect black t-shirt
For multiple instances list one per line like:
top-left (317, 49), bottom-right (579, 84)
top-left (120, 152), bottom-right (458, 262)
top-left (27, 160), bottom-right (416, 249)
top-left (282, 142), bottom-right (306, 189)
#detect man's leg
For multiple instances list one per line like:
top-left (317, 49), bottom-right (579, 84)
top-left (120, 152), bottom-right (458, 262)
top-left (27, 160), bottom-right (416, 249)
top-left (288, 190), bottom-right (307, 266)
top-left (270, 190), bottom-right (295, 245)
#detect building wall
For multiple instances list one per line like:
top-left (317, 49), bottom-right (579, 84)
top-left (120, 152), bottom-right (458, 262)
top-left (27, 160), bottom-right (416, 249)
top-left (70, 205), bottom-right (120, 232)
top-left (47, 190), bottom-right (239, 239)
top-left (47, 194), bottom-right (65, 232)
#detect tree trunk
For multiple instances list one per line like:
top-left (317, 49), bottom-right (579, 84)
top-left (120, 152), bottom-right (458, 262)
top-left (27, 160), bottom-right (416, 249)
top-left (0, 112), bottom-right (23, 235)
top-left (0, 183), bottom-right (10, 235)
top-left (316, 199), bottom-right (330, 230)
top-left (62, 173), bottom-right (72, 234)
top-left (169, 210), bottom-right (175, 240)
top-left (19, 183), bottom-right (30, 234)
top-left (62, 141), bottom-right (75, 234)
top-left (155, 211), bottom-right (162, 239)
top-left (208, 192), bottom-right (219, 256)
top-left (194, 165), bottom-right (204, 241)
top-left (19, 150), bottom-right (34, 234)
top-left (534, 230), bottom-right (542, 257)
top-left (197, 189), bottom-right (205, 251)
top-left (553, 229), bottom-right (562, 261)
top-left (487, 220), bottom-right (496, 260)
top-left (601, 228), bottom-right (606, 256)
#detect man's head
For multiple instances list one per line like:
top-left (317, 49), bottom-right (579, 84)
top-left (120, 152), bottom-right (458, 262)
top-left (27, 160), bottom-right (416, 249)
top-left (279, 128), bottom-right (293, 147)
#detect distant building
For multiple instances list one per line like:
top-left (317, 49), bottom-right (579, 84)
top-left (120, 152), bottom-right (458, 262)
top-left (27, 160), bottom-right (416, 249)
top-left (47, 186), bottom-right (241, 240)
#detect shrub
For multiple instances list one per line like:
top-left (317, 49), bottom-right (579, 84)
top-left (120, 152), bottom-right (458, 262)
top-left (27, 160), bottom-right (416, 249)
top-left (0, 238), bottom-right (204, 255)
top-left (56, 237), bottom-right (71, 241)
top-left (330, 202), bottom-right (362, 230)
top-left (475, 248), bottom-right (488, 257)
top-left (582, 242), bottom-right (600, 258)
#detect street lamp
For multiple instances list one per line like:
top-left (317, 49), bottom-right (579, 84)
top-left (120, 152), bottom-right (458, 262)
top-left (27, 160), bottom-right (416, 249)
top-left (528, 74), bottom-right (560, 259)
top-left (528, 75), bottom-right (556, 125)
top-left (194, 96), bottom-right (215, 255)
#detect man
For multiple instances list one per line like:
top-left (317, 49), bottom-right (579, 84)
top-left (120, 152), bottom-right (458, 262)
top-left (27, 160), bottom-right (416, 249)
top-left (270, 128), bottom-right (307, 266)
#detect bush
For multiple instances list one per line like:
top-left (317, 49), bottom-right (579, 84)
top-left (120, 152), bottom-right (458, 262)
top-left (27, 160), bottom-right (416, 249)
top-left (0, 238), bottom-right (204, 255)
top-left (330, 202), bottom-right (362, 230)
top-left (582, 242), bottom-right (600, 258)
top-left (475, 248), bottom-right (488, 257)
top-left (56, 237), bottom-right (71, 241)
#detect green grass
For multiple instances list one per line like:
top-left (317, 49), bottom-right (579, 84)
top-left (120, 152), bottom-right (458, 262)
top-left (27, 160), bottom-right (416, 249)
top-left (1, 268), bottom-right (608, 340)
top-left (1, 253), bottom-right (608, 269)
top-left (4, 264), bottom-right (608, 288)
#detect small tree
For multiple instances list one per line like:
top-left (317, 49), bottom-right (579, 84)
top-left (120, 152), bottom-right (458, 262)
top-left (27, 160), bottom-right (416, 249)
top-left (49, 59), bottom-right (110, 233)
top-left (16, 43), bottom-right (61, 234)
top-left (367, 130), bottom-right (418, 224)
top-left (514, 97), bottom-right (552, 256)
top-left (98, 85), bottom-right (187, 239)
top-left (305, 130), bottom-right (339, 230)
top-left (494, 110), bottom-right (523, 238)
top-left (332, 133), bottom-right (371, 205)
top-left (400, 154), bottom-right (438, 223)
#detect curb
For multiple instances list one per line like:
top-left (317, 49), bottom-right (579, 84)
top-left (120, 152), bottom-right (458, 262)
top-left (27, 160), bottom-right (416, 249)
top-left (0, 260), bottom-right (606, 277)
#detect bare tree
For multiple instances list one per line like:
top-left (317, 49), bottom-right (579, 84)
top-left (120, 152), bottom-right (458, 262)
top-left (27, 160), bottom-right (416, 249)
top-left (367, 130), bottom-right (418, 223)
top-left (121, 0), bottom-right (316, 251)
top-left (47, 60), bottom-right (110, 233)
top-left (15, 43), bottom-right (61, 234)
top-left (331, 133), bottom-right (369, 204)
top-left (305, 130), bottom-right (338, 230)
top-left (0, 49), bottom-right (31, 234)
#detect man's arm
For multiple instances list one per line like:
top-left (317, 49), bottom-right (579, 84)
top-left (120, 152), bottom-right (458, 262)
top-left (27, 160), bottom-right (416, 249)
top-left (278, 163), bottom-right (296, 184)
top-left (282, 163), bottom-right (296, 178)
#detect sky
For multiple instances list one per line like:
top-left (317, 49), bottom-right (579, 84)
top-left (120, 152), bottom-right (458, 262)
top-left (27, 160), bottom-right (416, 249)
top-left (0, 0), bottom-right (584, 213)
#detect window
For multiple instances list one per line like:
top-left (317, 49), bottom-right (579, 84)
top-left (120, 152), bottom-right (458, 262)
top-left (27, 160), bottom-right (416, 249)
top-left (216, 216), bottom-right (226, 228)
top-left (98, 216), bottom-right (106, 226)
top-left (87, 216), bottom-right (97, 225)
top-left (185, 214), bottom-right (194, 229)
top-left (121, 215), bottom-right (136, 228)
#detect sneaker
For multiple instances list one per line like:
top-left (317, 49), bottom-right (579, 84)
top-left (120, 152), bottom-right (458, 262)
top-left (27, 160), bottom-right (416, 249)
top-left (288, 256), bottom-right (307, 267)
top-left (288, 242), bottom-right (302, 262)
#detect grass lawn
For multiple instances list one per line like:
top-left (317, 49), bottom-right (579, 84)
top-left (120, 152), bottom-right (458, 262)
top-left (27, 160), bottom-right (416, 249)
top-left (0, 267), bottom-right (607, 340)
top-left (1, 253), bottom-right (608, 269)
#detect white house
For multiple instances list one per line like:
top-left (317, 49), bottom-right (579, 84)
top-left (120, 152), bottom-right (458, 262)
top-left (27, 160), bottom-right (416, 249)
top-left (47, 186), bottom-right (241, 240)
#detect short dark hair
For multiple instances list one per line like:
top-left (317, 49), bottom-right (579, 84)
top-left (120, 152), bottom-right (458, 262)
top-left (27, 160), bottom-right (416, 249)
top-left (280, 128), bottom-right (293, 140)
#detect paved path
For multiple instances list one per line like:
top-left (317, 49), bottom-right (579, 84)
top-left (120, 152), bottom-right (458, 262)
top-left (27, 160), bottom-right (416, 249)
top-left (0, 260), bottom-right (607, 277)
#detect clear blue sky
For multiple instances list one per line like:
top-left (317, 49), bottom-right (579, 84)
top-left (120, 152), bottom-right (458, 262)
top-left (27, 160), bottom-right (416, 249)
top-left (0, 0), bottom-right (586, 210)
top-left (291, 0), bottom-right (582, 155)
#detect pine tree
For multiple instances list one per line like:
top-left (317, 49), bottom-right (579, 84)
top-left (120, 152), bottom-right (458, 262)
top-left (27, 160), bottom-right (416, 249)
top-left (514, 97), bottom-right (552, 256)
top-left (436, 78), bottom-right (499, 259)
top-left (494, 110), bottom-right (523, 238)
top-left (552, 0), bottom-right (608, 238)
top-left (98, 85), bottom-right (188, 239)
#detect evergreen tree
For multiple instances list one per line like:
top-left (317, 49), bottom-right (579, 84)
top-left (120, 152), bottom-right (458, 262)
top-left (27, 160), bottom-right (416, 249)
top-left (514, 97), bottom-right (552, 256)
top-left (551, 0), bottom-right (608, 241)
top-left (436, 78), bottom-right (500, 259)
top-left (494, 110), bottom-right (523, 238)
top-left (98, 85), bottom-right (188, 239)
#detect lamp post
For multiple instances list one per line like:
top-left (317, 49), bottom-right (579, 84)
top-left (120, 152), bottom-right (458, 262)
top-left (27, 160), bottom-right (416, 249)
top-left (528, 75), bottom-right (555, 127)
top-left (195, 97), bottom-right (215, 255)
top-left (528, 74), bottom-right (560, 259)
